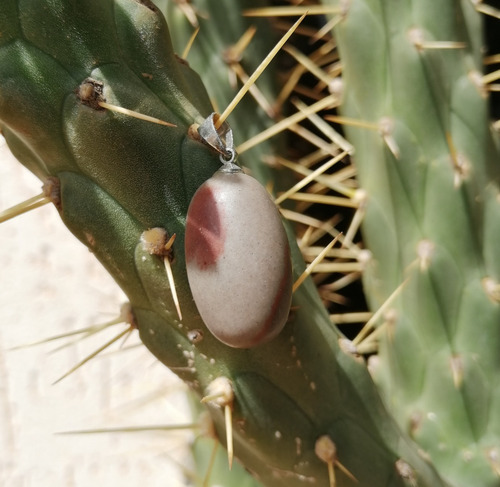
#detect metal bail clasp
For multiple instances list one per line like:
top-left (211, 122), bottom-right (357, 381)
top-left (198, 113), bottom-right (239, 172)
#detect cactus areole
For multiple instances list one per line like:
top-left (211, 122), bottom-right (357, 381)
top-left (185, 114), bottom-right (293, 348)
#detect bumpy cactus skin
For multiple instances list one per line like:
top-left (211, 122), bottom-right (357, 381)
top-left (329, 0), bottom-right (500, 485)
top-left (0, 1), bottom-right (452, 486)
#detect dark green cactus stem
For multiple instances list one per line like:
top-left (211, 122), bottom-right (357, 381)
top-left (326, 0), bottom-right (500, 485)
top-left (0, 1), bottom-right (452, 485)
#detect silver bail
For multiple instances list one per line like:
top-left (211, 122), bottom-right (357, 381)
top-left (198, 113), bottom-right (239, 171)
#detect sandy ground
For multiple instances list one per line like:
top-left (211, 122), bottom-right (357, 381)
top-left (0, 137), bottom-right (193, 486)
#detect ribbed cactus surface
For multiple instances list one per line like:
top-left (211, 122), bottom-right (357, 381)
top-left (328, 0), bottom-right (500, 485)
top-left (3, 0), bottom-right (496, 485)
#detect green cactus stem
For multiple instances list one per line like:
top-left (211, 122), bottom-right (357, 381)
top-left (327, 0), bottom-right (500, 485)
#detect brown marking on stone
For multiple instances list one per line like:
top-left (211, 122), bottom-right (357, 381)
top-left (185, 184), bottom-right (225, 269)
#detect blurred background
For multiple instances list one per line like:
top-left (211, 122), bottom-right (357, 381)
top-left (0, 136), bottom-right (192, 487)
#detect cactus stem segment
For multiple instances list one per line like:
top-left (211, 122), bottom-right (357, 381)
top-left (98, 101), bottom-right (177, 127)
top-left (293, 234), bottom-right (340, 293)
top-left (141, 229), bottom-right (182, 321)
top-left (201, 377), bottom-right (234, 469)
top-left (0, 177), bottom-right (60, 223)
top-left (216, 13), bottom-right (306, 129)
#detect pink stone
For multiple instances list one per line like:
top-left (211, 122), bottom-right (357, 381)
top-left (185, 171), bottom-right (292, 348)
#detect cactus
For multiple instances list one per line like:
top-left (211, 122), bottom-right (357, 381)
top-left (325, 0), bottom-right (500, 485)
top-left (1, 0), bottom-right (499, 486)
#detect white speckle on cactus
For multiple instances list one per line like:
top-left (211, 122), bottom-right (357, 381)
top-left (274, 430), bottom-right (282, 440)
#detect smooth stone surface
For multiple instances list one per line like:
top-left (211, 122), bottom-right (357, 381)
top-left (185, 170), bottom-right (292, 348)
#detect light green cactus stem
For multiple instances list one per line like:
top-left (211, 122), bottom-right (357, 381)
top-left (0, 0), bottom-right (451, 485)
top-left (325, 0), bottom-right (500, 485)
